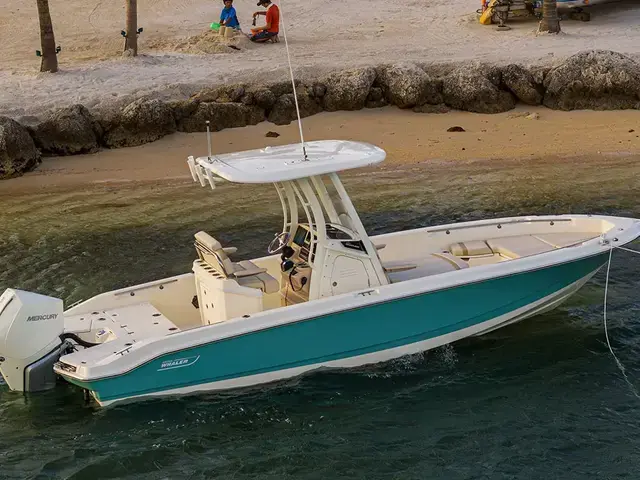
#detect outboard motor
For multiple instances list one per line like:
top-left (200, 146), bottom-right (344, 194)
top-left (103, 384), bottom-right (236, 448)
top-left (0, 289), bottom-right (64, 392)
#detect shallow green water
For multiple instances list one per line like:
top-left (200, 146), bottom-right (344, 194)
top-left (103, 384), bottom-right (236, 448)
top-left (1, 154), bottom-right (640, 479)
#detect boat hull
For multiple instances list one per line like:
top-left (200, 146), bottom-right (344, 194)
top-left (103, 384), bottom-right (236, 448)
top-left (61, 252), bottom-right (608, 406)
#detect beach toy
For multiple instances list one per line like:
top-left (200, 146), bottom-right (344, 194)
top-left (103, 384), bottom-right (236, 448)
top-left (210, 22), bottom-right (221, 31)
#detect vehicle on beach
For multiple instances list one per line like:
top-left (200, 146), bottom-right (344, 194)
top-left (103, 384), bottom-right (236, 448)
top-left (1, 139), bottom-right (639, 407)
top-left (479, 0), bottom-right (620, 24)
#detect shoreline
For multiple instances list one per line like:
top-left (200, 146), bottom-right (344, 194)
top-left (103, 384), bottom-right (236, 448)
top-left (2, 106), bottom-right (639, 195)
top-left (1, 0), bottom-right (639, 120)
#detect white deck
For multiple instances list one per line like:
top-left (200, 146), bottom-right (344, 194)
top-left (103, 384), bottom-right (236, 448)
top-left (65, 303), bottom-right (180, 344)
top-left (194, 140), bottom-right (386, 183)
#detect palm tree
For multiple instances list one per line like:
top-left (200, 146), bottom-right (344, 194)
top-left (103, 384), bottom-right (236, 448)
top-left (124, 0), bottom-right (138, 55)
top-left (538, 0), bottom-right (561, 33)
top-left (36, 0), bottom-right (58, 72)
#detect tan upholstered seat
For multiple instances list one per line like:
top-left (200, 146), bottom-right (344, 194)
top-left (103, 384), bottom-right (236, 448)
top-left (449, 240), bottom-right (493, 257)
top-left (236, 261), bottom-right (280, 294)
top-left (194, 231), bottom-right (279, 294)
top-left (486, 235), bottom-right (553, 259)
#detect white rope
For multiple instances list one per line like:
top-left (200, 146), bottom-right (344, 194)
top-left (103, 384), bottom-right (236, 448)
top-left (603, 243), bottom-right (640, 399)
top-left (277, 0), bottom-right (308, 161)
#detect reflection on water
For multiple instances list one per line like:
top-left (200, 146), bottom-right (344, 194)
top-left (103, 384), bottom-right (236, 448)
top-left (1, 154), bottom-right (640, 479)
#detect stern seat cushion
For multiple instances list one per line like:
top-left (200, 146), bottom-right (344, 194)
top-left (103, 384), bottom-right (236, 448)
top-left (449, 240), bottom-right (493, 257)
top-left (486, 235), bottom-right (553, 259)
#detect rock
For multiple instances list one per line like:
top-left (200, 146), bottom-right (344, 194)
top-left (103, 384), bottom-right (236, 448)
top-left (251, 88), bottom-right (277, 111)
top-left (0, 116), bottom-right (41, 179)
top-left (30, 104), bottom-right (100, 155)
top-left (178, 102), bottom-right (264, 132)
top-left (501, 64), bottom-right (544, 105)
top-left (529, 65), bottom-right (551, 86)
top-left (267, 80), bottom-right (301, 98)
top-left (368, 87), bottom-right (384, 102)
top-left (103, 98), bottom-right (177, 148)
top-left (265, 131), bottom-right (280, 138)
top-left (377, 63), bottom-right (443, 108)
top-left (447, 126), bottom-right (466, 132)
top-left (366, 99), bottom-right (387, 109)
top-left (543, 50), bottom-right (640, 110)
top-left (442, 64), bottom-right (516, 113)
top-left (412, 103), bottom-right (450, 114)
top-left (311, 83), bottom-right (327, 98)
top-left (240, 93), bottom-right (254, 106)
top-left (525, 112), bottom-right (540, 120)
top-left (629, 129), bottom-right (635, 133)
top-left (168, 99), bottom-right (200, 123)
top-left (191, 84), bottom-right (246, 103)
top-left (365, 87), bottom-right (387, 108)
top-left (322, 67), bottom-right (377, 111)
top-left (268, 92), bottom-right (322, 126)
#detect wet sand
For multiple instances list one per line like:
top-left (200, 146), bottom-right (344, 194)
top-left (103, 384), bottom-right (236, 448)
top-left (1, 106), bottom-right (640, 195)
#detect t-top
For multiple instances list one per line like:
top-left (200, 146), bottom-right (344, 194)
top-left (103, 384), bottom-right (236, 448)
top-left (220, 6), bottom-right (240, 29)
top-left (265, 4), bottom-right (279, 33)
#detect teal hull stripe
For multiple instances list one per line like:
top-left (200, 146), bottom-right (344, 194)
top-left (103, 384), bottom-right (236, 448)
top-left (70, 254), bottom-right (606, 402)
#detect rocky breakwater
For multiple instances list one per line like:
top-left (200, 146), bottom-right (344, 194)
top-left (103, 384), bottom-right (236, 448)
top-left (2, 50), bottom-right (640, 180)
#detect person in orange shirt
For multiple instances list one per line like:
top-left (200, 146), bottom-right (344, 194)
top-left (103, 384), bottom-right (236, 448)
top-left (250, 0), bottom-right (280, 42)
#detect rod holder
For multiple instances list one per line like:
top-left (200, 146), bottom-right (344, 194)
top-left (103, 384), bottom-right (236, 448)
top-left (206, 121), bottom-right (212, 160)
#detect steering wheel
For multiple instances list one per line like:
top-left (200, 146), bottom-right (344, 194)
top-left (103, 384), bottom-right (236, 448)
top-left (268, 232), bottom-right (290, 254)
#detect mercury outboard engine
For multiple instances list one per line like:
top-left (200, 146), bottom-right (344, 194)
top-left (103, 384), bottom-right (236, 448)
top-left (0, 289), bottom-right (65, 392)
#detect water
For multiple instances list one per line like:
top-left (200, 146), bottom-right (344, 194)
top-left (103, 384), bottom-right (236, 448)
top-left (2, 154), bottom-right (640, 479)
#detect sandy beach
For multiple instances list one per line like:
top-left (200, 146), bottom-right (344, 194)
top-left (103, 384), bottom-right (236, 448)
top-left (1, 0), bottom-right (639, 119)
top-left (1, 106), bottom-right (638, 194)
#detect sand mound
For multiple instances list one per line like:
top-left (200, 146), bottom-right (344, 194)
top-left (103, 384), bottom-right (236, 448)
top-left (146, 30), bottom-right (251, 55)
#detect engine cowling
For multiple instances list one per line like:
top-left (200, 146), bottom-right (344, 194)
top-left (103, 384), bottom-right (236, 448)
top-left (0, 289), bottom-right (64, 392)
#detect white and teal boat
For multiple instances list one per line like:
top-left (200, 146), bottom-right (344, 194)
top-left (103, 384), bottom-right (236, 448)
top-left (1, 140), bottom-right (639, 406)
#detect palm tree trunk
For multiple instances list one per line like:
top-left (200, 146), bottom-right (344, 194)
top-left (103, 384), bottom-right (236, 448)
top-left (124, 0), bottom-right (138, 55)
top-left (36, 0), bottom-right (58, 72)
top-left (539, 0), bottom-right (561, 33)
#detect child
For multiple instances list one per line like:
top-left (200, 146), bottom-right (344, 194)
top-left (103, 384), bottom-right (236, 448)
top-left (220, 0), bottom-right (240, 30)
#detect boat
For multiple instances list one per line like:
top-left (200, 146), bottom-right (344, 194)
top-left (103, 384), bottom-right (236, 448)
top-left (1, 139), bottom-right (639, 406)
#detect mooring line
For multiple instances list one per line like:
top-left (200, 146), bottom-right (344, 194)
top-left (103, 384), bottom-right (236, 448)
top-left (603, 243), bottom-right (640, 399)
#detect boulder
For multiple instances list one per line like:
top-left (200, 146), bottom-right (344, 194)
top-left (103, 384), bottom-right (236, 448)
top-left (267, 80), bottom-right (302, 98)
top-left (0, 116), bottom-right (41, 179)
top-left (377, 63), bottom-right (443, 108)
top-left (103, 98), bottom-right (177, 148)
top-left (31, 104), bottom-right (101, 155)
top-left (501, 64), bottom-right (543, 105)
top-left (268, 92), bottom-right (322, 126)
top-left (366, 87), bottom-right (388, 108)
top-left (190, 84), bottom-right (246, 104)
top-left (178, 102), bottom-right (265, 132)
top-left (167, 99), bottom-right (200, 123)
top-left (322, 67), bottom-right (377, 111)
top-left (311, 83), bottom-right (327, 98)
top-left (543, 50), bottom-right (640, 110)
top-left (442, 64), bottom-right (516, 113)
top-left (250, 87), bottom-right (277, 111)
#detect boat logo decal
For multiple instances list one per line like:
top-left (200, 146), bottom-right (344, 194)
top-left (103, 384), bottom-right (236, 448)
top-left (158, 355), bottom-right (200, 371)
top-left (26, 313), bottom-right (58, 322)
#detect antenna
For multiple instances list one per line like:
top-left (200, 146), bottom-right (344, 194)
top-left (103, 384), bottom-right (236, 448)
top-left (206, 121), bottom-right (212, 160)
top-left (278, 0), bottom-right (308, 161)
